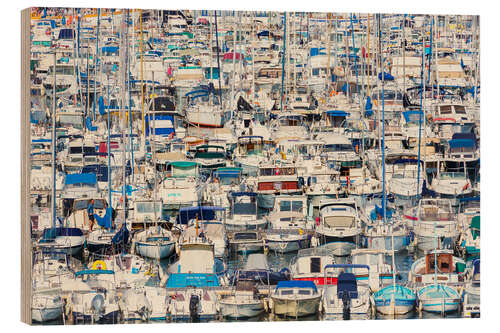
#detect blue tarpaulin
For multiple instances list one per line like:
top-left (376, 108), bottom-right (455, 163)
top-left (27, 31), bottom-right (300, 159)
top-left (449, 139), bottom-right (476, 149)
top-left (378, 72), bottom-right (394, 81)
top-left (64, 173), bottom-right (97, 186)
top-left (98, 96), bottom-right (105, 115)
top-left (86, 117), bottom-right (97, 131)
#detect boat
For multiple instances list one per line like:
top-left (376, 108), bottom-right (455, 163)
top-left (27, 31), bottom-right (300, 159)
top-left (134, 225), bottom-right (176, 260)
top-left (463, 258), bottom-right (480, 318)
top-left (315, 198), bottom-right (362, 256)
top-left (229, 253), bottom-right (291, 286)
top-left (255, 164), bottom-right (303, 209)
top-left (372, 284), bottom-right (416, 316)
top-left (264, 230), bottom-right (311, 254)
top-left (165, 238), bottom-right (221, 321)
top-left (351, 249), bottom-right (396, 291)
top-left (409, 249), bottom-right (466, 285)
top-left (412, 198), bottom-right (459, 251)
top-left (270, 280), bottom-right (321, 318)
top-left (225, 192), bottom-right (267, 231)
top-left (37, 227), bottom-right (85, 256)
top-left (233, 136), bottom-right (266, 177)
top-left (31, 291), bottom-right (65, 323)
top-left (193, 145), bottom-right (228, 170)
top-left (229, 231), bottom-right (264, 255)
top-left (322, 264), bottom-right (372, 320)
top-left (66, 269), bottom-right (121, 324)
top-left (417, 284), bottom-right (461, 314)
top-left (219, 279), bottom-right (265, 319)
top-left (176, 206), bottom-right (228, 258)
top-left (289, 246), bottom-right (335, 286)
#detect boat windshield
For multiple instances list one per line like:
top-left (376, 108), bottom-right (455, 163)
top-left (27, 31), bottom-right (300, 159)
top-left (233, 202), bottom-right (257, 216)
top-left (136, 202), bottom-right (162, 214)
top-left (279, 200), bottom-right (303, 213)
top-left (440, 172), bottom-right (466, 180)
top-left (324, 144), bottom-right (354, 153)
top-left (323, 216), bottom-right (355, 228)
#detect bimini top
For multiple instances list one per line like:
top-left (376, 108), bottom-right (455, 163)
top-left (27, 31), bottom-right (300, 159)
top-left (64, 173), bottom-right (97, 186)
top-left (177, 206), bottom-right (225, 225)
top-left (275, 280), bottom-right (318, 292)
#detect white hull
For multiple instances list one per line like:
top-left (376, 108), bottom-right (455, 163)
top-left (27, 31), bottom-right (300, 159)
top-left (135, 241), bottom-right (176, 260)
top-left (219, 300), bottom-right (264, 318)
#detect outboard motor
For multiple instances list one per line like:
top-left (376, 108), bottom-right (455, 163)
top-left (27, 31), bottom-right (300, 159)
top-left (337, 272), bottom-right (358, 321)
top-left (91, 294), bottom-right (105, 322)
top-left (189, 294), bottom-right (200, 322)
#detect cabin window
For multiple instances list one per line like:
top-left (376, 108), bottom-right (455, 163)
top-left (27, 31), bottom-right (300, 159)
top-left (310, 257), bottom-right (321, 273)
top-left (280, 290), bottom-right (293, 296)
top-left (454, 105), bottom-right (466, 114)
top-left (298, 289), bottom-right (311, 295)
top-left (312, 68), bottom-right (319, 76)
top-left (440, 105), bottom-right (453, 114)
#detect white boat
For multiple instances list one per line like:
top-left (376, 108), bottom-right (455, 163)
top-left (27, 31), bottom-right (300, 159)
top-left (225, 192), bottom-right (267, 231)
top-left (463, 259), bottom-right (480, 318)
top-left (412, 199), bottom-right (459, 251)
top-left (177, 206), bottom-right (228, 258)
top-left (316, 198), bottom-right (362, 256)
top-left (350, 249), bottom-right (396, 292)
top-left (264, 230), bottom-right (310, 254)
top-left (289, 246), bottom-right (335, 286)
top-left (31, 292), bottom-right (64, 323)
top-left (417, 284), bottom-right (460, 313)
top-left (409, 250), bottom-right (466, 285)
top-left (37, 227), bottom-right (85, 256)
top-left (229, 231), bottom-right (264, 255)
top-left (134, 226), bottom-right (176, 260)
top-left (270, 280), bottom-right (321, 318)
top-left (322, 265), bottom-right (371, 320)
top-left (219, 279), bottom-right (265, 319)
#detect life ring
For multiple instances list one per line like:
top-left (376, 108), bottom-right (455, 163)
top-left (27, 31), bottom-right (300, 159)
top-left (92, 260), bottom-right (107, 270)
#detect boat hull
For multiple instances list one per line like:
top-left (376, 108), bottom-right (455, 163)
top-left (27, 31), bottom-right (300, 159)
top-left (135, 241), bottom-right (176, 260)
top-left (271, 296), bottom-right (321, 318)
top-left (219, 300), bottom-right (264, 319)
top-left (31, 306), bottom-right (63, 323)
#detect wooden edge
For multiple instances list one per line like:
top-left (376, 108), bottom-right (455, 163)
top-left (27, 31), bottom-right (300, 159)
top-left (21, 7), bottom-right (33, 325)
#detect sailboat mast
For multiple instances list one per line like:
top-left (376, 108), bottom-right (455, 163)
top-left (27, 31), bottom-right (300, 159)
top-left (51, 51), bottom-right (57, 229)
top-left (379, 13), bottom-right (387, 226)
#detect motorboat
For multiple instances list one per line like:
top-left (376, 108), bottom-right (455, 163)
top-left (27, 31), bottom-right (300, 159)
top-left (270, 280), bottom-right (321, 318)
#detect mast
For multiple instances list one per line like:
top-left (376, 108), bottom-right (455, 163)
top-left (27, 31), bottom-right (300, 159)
top-left (51, 51), bottom-right (57, 229)
top-left (152, 71), bottom-right (158, 223)
top-left (379, 13), bottom-right (386, 226)
top-left (416, 18), bottom-right (425, 200)
top-left (280, 12), bottom-right (286, 112)
top-left (214, 10), bottom-right (223, 106)
top-left (140, 9), bottom-right (145, 136)
top-left (120, 9), bottom-right (128, 227)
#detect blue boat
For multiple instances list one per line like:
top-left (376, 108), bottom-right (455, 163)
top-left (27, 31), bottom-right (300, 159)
top-left (373, 284), bottom-right (416, 315)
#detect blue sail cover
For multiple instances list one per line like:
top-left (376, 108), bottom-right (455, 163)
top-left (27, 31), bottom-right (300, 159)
top-left (176, 206), bottom-right (225, 225)
top-left (326, 110), bottom-right (350, 117)
top-left (365, 97), bottom-right (373, 116)
top-left (275, 280), bottom-right (318, 292)
top-left (64, 173), bottom-right (97, 186)
top-left (230, 191), bottom-right (258, 197)
top-left (378, 72), bottom-right (394, 81)
top-left (95, 208), bottom-right (113, 229)
top-left (111, 223), bottom-right (129, 244)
